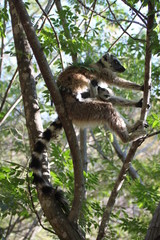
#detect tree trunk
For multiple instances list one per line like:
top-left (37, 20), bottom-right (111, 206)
top-left (145, 202), bottom-right (160, 240)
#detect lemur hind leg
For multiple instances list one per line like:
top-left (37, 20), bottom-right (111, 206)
top-left (64, 95), bottom-right (146, 143)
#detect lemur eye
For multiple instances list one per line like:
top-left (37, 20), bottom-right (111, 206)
top-left (113, 59), bottom-right (119, 64)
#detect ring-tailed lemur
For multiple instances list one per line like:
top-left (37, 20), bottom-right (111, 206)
top-left (30, 53), bottom-right (146, 212)
top-left (57, 53), bottom-right (145, 139)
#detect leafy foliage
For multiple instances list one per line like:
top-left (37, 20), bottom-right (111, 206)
top-left (0, 6), bottom-right (8, 37)
top-left (0, 163), bottom-right (30, 218)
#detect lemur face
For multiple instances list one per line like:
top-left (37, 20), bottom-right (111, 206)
top-left (102, 53), bottom-right (125, 73)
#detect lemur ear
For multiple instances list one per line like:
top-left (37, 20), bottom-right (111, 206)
top-left (103, 53), bottom-right (116, 63)
top-left (103, 53), bottom-right (110, 61)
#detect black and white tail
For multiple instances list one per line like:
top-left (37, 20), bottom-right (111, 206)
top-left (29, 118), bottom-right (69, 213)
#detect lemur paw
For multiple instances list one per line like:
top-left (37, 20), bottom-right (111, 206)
top-left (136, 98), bottom-right (143, 108)
top-left (140, 84), bottom-right (151, 91)
top-left (136, 99), bottom-right (151, 109)
top-left (147, 103), bottom-right (151, 109)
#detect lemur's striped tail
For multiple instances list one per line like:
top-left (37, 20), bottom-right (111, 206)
top-left (30, 118), bottom-right (69, 214)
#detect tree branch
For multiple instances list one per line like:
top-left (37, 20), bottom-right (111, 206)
top-left (147, 130), bottom-right (160, 139)
top-left (9, 1), bottom-right (84, 239)
top-left (112, 132), bottom-right (143, 182)
top-left (0, 95), bottom-right (22, 127)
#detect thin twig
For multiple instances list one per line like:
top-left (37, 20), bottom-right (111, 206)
top-left (121, 0), bottom-right (147, 24)
top-left (0, 95), bottom-right (22, 126)
top-left (5, 214), bottom-right (13, 238)
top-left (5, 216), bottom-right (25, 238)
top-left (84, 0), bottom-right (97, 37)
top-left (147, 130), bottom-right (160, 139)
top-left (111, 18), bottom-right (145, 27)
top-left (0, 96), bottom-right (24, 117)
top-left (0, 68), bottom-right (18, 113)
top-left (35, 0), bottom-right (64, 70)
top-left (34, 0), bottom-right (55, 32)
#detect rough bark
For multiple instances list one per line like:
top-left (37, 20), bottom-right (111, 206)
top-left (9, 1), bottom-right (43, 148)
top-left (145, 202), bottom-right (160, 240)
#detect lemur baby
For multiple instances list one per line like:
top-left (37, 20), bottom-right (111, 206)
top-left (82, 79), bottom-right (143, 108)
top-left (30, 53), bottom-right (146, 210)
